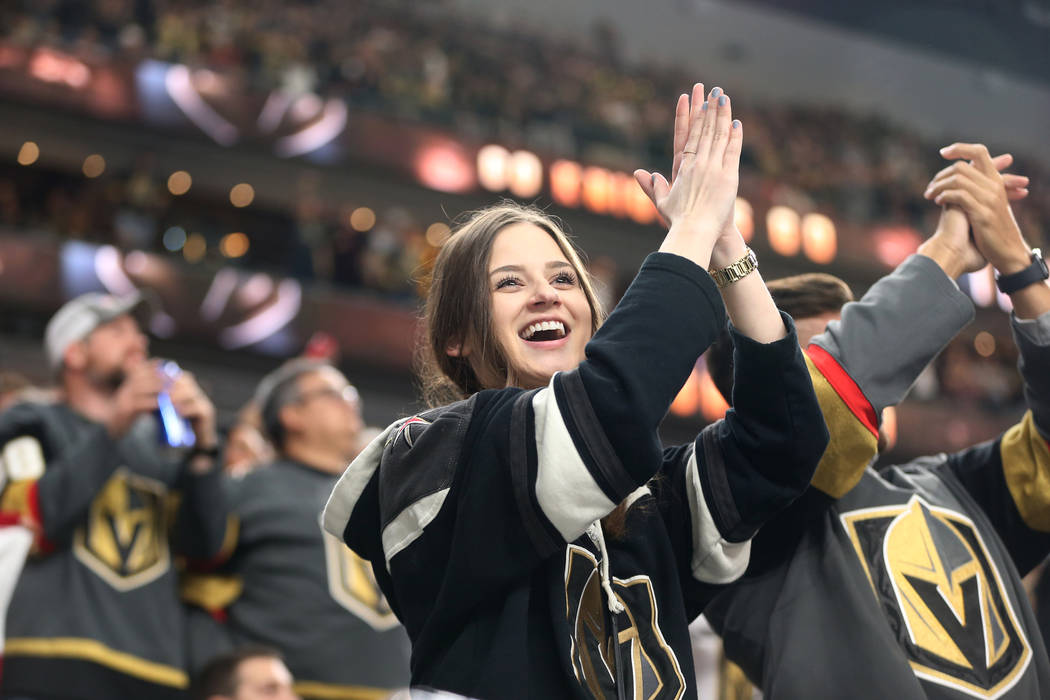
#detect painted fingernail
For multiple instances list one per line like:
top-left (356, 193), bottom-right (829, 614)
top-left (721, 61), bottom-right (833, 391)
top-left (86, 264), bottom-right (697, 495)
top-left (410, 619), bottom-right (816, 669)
top-left (718, 95), bottom-right (727, 106)
top-left (711, 87), bottom-right (722, 99)
top-left (701, 102), bottom-right (708, 111)
top-left (732, 119), bottom-right (741, 129)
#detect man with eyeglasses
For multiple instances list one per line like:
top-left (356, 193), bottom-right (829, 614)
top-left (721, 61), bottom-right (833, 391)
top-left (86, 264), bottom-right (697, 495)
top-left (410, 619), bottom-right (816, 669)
top-left (182, 359), bottom-right (410, 700)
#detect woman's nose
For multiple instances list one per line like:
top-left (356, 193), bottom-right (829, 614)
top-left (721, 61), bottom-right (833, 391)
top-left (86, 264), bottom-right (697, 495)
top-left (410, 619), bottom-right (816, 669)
top-left (530, 283), bottom-right (560, 306)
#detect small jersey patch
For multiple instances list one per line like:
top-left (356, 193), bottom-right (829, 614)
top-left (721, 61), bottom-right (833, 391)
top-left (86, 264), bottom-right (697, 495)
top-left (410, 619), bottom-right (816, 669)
top-left (2, 437), bottom-right (46, 481)
top-left (394, 416), bottom-right (431, 449)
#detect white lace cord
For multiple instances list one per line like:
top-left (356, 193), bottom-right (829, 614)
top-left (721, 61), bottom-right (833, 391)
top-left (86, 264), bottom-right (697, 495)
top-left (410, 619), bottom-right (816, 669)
top-left (586, 521), bottom-right (625, 615)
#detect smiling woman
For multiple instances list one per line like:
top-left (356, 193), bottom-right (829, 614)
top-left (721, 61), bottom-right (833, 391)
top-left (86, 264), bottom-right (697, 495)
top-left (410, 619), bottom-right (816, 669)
top-left (323, 84), bottom-right (829, 700)
top-left (419, 207), bottom-right (603, 403)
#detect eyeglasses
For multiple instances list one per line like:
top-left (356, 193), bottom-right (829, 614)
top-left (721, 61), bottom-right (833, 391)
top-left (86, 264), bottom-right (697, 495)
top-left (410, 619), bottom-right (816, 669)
top-left (294, 384), bottom-right (360, 406)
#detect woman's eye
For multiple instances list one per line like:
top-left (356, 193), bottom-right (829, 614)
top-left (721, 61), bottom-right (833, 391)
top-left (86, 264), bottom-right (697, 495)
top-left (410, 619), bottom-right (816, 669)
top-left (495, 276), bottom-right (521, 289)
top-left (553, 272), bottom-right (578, 286)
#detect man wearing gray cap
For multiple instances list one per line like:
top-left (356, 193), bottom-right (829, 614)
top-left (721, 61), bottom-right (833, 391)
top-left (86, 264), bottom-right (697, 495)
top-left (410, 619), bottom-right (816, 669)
top-left (182, 358), bottom-right (410, 700)
top-left (0, 292), bottom-right (233, 700)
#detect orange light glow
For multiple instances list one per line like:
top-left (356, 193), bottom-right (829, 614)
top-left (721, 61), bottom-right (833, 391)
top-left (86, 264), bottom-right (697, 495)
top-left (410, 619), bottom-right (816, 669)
top-left (167, 171), bottom-right (192, 195)
top-left (416, 143), bottom-right (475, 193)
top-left (698, 367), bottom-right (730, 422)
top-left (873, 226), bottom-right (922, 268)
top-left (550, 160), bottom-right (583, 208)
top-left (767, 205), bottom-right (801, 256)
top-left (670, 368), bottom-right (701, 418)
top-left (581, 167), bottom-right (611, 214)
top-left (477, 144), bottom-right (509, 192)
top-left (507, 150), bottom-right (543, 198)
top-left (627, 183), bottom-right (658, 225)
top-left (801, 213), bottom-right (836, 264)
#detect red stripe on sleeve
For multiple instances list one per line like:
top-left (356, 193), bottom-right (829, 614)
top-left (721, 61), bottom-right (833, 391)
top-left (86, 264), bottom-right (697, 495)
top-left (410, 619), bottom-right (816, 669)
top-left (806, 344), bottom-right (879, 438)
top-left (27, 482), bottom-right (55, 553)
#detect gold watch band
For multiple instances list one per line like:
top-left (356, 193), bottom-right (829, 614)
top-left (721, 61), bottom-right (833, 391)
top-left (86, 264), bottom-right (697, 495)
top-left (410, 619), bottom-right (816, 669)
top-left (709, 247), bottom-right (758, 289)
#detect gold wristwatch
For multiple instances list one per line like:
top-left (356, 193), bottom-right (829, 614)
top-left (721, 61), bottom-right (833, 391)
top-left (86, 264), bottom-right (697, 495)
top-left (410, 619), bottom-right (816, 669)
top-left (709, 247), bottom-right (758, 289)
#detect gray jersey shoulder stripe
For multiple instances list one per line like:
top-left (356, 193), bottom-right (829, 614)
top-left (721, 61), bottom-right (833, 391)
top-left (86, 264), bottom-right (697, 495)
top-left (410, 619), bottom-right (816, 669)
top-left (557, 370), bottom-right (635, 500)
top-left (699, 423), bottom-right (742, 541)
top-left (322, 420), bottom-right (405, 539)
top-left (510, 390), bottom-right (560, 555)
top-left (382, 488), bottom-right (450, 567)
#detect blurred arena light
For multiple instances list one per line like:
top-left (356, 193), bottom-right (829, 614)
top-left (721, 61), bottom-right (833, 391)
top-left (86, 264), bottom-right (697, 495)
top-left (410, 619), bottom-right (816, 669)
top-left (219, 278), bottom-right (302, 350)
top-left (94, 246), bottom-right (137, 295)
top-left (167, 171), bottom-right (192, 195)
top-left (670, 367), bottom-right (701, 417)
top-left (230, 183), bottom-right (255, 208)
top-left (164, 64), bottom-right (239, 146)
top-left (477, 145), bottom-right (510, 192)
top-left (873, 225), bottom-right (922, 268)
top-left (239, 273), bottom-right (274, 308)
top-left (220, 232), bottom-right (250, 258)
top-left (734, 197), bottom-right (754, 243)
top-left (607, 173), bottom-right (635, 219)
top-left (801, 213), bottom-right (836, 264)
top-left (123, 251), bottom-right (149, 276)
top-left (581, 167), bottom-right (611, 214)
top-left (162, 227), bottom-right (187, 252)
top-left (29, 48), bottom-right (90, 88)
top-left (415, 141), bottom-right (475, 193)
top-left (349, 207), bottom-right (376, 232)
top-left (698, 366), bottom-right (729, 423)
top-left (82, 154), bottom-right (106, 178)
top-left (550, 160), bottom-right (583, 208)
top-left (183, 233), bottom-right (206, 262)
top-left (767, 205), bottom-right (801, 256)
top-left (974, 331), bottom-right (996, 357)
top-left (507, 150), bottom-right (543, 198)
top-left (425, 223), bottom-right (451, 247)
top-left (626, 183), bottom-right (658, 226)
top-left (200, 268), bottom-right (238, 321)
top-left (17, 142), bottom-right (39, 166)
top-left (273, 98), bottom-right (348, 158)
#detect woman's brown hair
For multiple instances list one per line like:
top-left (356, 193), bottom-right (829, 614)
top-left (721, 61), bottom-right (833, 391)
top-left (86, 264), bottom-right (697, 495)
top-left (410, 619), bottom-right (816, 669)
top-left (419, 202), bottom-right (605, 406)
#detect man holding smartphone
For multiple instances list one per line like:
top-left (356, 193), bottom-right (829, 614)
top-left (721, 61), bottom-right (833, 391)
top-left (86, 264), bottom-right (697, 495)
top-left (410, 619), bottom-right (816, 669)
top-left (0, 291), bottom-right (232, 700)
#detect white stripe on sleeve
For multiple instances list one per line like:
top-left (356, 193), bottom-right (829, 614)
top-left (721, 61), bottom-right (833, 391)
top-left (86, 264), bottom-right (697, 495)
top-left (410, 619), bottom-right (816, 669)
top-left (322, 420), bottom-right (404, 539)
top-left (685, 447), bottom-right (751, 584)
top-left (532, 383), bottom-right (616, 543)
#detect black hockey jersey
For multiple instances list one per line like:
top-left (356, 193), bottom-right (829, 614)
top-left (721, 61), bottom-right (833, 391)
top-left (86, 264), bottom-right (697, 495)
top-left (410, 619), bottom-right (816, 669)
top-left (183, 458), bottom-right (411, 699)
top-left (0, 401), bottom-right (231, 699)
top-left (706, 254), bottom-right (1050, 699)
top-left (324, 253), bottom-right (830, 699)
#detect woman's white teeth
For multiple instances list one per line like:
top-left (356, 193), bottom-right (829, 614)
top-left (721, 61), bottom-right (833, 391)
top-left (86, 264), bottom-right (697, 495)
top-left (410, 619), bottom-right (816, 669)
top-left (522, 320), bottom-right (566, 340)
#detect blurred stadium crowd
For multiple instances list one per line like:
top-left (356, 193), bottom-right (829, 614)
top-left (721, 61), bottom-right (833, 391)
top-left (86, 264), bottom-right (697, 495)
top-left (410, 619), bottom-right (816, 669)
top-left (1, 1), bottom-right (1049, 698)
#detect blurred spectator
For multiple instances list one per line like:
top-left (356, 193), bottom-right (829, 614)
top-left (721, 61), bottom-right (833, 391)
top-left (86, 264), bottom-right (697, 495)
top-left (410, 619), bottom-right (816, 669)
top-left (222, 403), bottom-right (273, 478)
top-left (189, 645), bottom-right (299, 700)
top-left (183, 359), bottom-right (410, 700)
top-left (0, 291), bottom-right (230, 699)
top-left (0, 371), bottom-right (32, 413)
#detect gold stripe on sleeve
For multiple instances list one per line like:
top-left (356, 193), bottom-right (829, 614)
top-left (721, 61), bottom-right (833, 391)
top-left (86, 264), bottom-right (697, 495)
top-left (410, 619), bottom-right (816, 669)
top-left (4, 637), bottom-right (188, 688)
top-left (293, 680), bottom-right (394, 700)
top-left (1000, 411), bottom-right (1050, 532)
top-left (806, 354), bottom-right (878, 498)
top-left (179, 572), bottom-right (244, 612)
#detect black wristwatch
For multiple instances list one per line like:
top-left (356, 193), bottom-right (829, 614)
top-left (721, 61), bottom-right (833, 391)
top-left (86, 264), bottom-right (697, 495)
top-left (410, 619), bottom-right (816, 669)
top-left (995, 249), bottom-right (1049, 295)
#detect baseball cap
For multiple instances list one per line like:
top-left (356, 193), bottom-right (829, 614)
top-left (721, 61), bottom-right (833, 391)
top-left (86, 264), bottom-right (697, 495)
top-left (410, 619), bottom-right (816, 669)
top-left (44, 291), bottom-right (146, 370)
